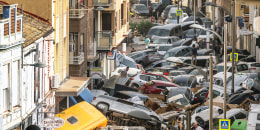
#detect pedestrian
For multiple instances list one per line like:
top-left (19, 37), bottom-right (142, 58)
top-left (120, 66), bottom-right (129, 77)
top-left (213, 43), bottom-right (221, 63)
top-left (177, 117), bottom-right (183, 130)
top-left (131, 48), bottom-right (136, 52)
top-left (145, 37), bottom-right (150, 49)
top-left (155, 11), bottom-right (159, 23)
top-left (192, 122), bottom-right (204, 130)
top-left (191, 44), bottom-right (198, 65)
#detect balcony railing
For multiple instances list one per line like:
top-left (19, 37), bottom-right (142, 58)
top-left (95, 31), bottom-right (112, 51)
top-left (94, 0), bottom-right (113, 7)
top-left (69, 9), bottom-right (85, 18)
top-left (69, 52), bottom-right (84, 64)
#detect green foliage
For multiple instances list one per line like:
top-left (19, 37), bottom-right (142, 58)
top-left (129, 22), bottom-right (138, 32)
top-left (136, 20), bottom-right (154, 36)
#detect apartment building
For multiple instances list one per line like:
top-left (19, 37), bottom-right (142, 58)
top-left (94, 0), bottom-right (131, 79)
top-left (69, 0), bottom-right (95, 77)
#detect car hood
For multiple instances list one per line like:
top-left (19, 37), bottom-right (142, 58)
top-left (137, 10), bottom-right (149, 14)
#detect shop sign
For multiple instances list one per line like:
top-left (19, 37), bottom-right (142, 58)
top-left (41, 117), bottom-right (65, 128)
top-left (90, 67), bottom-right (103, 79)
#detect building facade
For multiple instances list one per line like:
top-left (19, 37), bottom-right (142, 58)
top-left (69, 0), bottom-right (95, 77)
top-left (94, 0), bottom-right (131, 79)
top-left (0, 4), bottom-right (25, 130)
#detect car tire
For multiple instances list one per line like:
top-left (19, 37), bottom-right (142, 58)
top-left (97, 103), bottom-right (109, 113)
top-left (132, 83), bottom-right (139, 88)
top-left (195, 116), bottom-right (205, 128)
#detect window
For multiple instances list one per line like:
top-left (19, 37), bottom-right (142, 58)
top-left (67, 116), bottom-right (78, 124)
top-left (12, 60), bottom-right (20, 106)
top-left (11, 8), bottom-right (15, 33)
top-left (17, 19), bottom-right (21, 32)
top-left (235, 112), bottom-right (247, 119)
top-left (4, 23), bottom-right (8, 36)
top-left (156, 86), bottom-right (166, 89)
top-left (237, 64), bottom-right (248, 72)
top-left (140, 75), bottom-right (146, 80)
top-left (2, 64), bottom-right (10, 112)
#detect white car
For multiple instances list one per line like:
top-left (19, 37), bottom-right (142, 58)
top-left (213, 108), bottom-right (248, 128)
top-left (164, 7), bottom-right (189, 24)
top-left (130, 73), bottom-right (157, 88)
top-left (191, 106), bottom-right (223, 128)
top-left (167, 94), bottom-right (190, 107)
top-left (110, 67), bottom-right (141, 77)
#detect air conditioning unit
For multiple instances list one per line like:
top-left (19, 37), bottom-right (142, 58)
top-left (51, 74), bottom-right (60, 89)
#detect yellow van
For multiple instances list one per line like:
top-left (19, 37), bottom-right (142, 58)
top-left (55, 101), bottom-right (107, 130)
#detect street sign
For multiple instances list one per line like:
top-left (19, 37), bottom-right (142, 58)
top-left (219, 119), bottom-right (230, 130)
top-left (230, 53), bottom-right (238, 61)
top-left (107, 50), bottom-right (117, 60)
top-left (41, 117), bottom-right (65, 128)
top-left (176, 10), bottom-right (182, 16)
top-left (90, 67), bottom-right (103, 79)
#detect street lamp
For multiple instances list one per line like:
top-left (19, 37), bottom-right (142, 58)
top-left (204, 2), bottom-right (232, 17)
top-left (23, 62), bottom-right (47, 68)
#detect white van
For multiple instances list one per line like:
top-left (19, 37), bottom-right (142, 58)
top-left (165, 7), bottom-right (188, 24)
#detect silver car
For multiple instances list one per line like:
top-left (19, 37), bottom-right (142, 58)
top-left (91, 95), bottom-right (162, 121)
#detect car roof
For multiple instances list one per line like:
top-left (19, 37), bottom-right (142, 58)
top-left (156, 36), bottom-right (179, 39)
top-left (181, 21), bottom-right (195, 27)
top-left (168, 46), bottom-right (191, 52)
top-left (151, 80), bottom-right (179, 86)
top-left (161, 24), bottom-right (181, 30)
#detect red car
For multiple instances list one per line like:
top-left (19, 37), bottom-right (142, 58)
top-left (143, 80), bottom-right (180, 94)
top-left (145, 73), bottom-right (173, 82)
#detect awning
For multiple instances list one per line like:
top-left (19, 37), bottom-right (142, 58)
top-left (69, 88), bottom-right (95, 106)
top-left (55, 77), bottom-right (90, 96)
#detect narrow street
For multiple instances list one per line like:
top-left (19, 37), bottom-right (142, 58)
top-left (1, 0), bottom-right (260, 130)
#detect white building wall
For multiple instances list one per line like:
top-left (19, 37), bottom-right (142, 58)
top-left (0, 45), bottom-right (23, 130)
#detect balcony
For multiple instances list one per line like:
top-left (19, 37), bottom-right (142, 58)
top-left (94, 0), bottom-right (113, 7)
top-left (69, 52), bottom-right (84, 65)
top-left (69, 9), bottom-right (85, 19)
top-left (95, 31), bottom-right (112, 51)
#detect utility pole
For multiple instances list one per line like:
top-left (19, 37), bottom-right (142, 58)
top-left (223, 20), bottom-right (228, 119)
top-left (177, 0), bottom-right (179, 24)
top-left (212, 0), bottom-right (216, 36)
top-left (231, 0), bottom-right (236, 93)
top-left (193, 0), bottom-right (196, 40)
top-left (209, 53), bottom-right (213, 130)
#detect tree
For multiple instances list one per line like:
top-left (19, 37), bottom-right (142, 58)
top-left (136, 20), bottom-right (154, 36)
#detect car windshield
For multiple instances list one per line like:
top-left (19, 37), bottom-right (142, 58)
top-left (189, 69), bottom-right (201, 75)
top-left (148, 29), bottom-right (170, 36)
top-left (153, 39), bottom-right (169, 44)
top-left (158, 46), bottom-right (173, 51)
top-left (214, 65), bottom-right (229, 72)
top-left (200, 30), bottom-right (213, 35)
top-left (136, 5), bottom-right (147, 11)
top-left (186, 29), bottom-right (200, 36)
top-left (169, 13), bottom-right (178, 20)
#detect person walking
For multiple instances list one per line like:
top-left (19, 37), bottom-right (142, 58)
top-left (191, 44), bottom-right (198, 65)
top-left (213, 43), bottom-right (221, 63)
top-left (155, 11), bottom-right (159, 23)
top-left (177, 117), bottom-right (183, 130)
top-left (120, 66), bottom-right (129, 77)
top-left (192, 122), bottom-right (204, 130)
top-left (145, 37), bottom-right (150, 49)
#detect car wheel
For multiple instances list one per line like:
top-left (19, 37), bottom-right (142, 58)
top-left (97, 103), bottom-right (109, 113)
top-left (195, 116), bottom-right (205, 128)
top-left (132, 83), bottom-right (139, 88)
